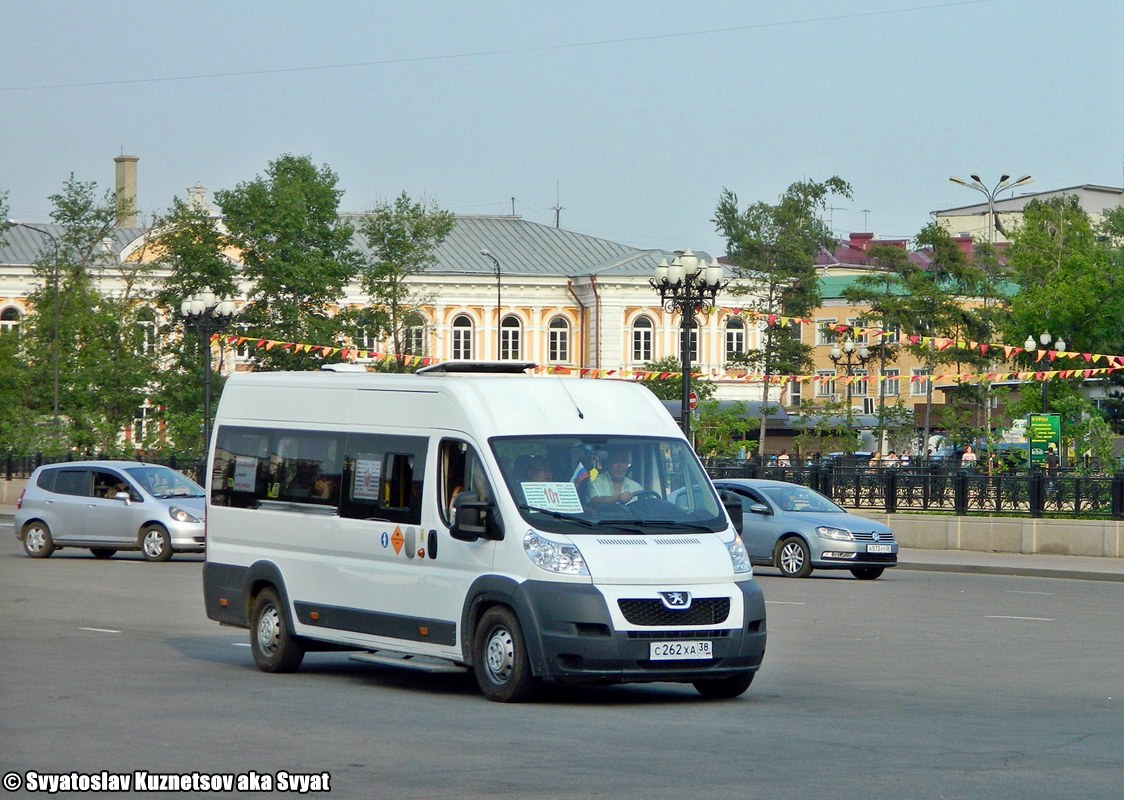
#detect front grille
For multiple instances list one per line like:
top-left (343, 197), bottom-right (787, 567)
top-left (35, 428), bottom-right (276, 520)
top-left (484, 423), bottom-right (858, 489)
top-left (618, 598), bottom-right (730, 626)
top-left (852, 531), bottom-right (896, 542)
top-left (627, 629), bottom-right (731, 640)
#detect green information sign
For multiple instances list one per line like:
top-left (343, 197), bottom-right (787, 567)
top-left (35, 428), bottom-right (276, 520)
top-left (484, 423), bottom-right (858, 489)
top-left (1027, 413), bottom-right (1061, 465)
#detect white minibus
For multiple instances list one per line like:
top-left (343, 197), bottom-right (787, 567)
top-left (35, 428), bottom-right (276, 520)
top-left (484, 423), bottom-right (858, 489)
top-left (203, 362), bottom-right (766, 701)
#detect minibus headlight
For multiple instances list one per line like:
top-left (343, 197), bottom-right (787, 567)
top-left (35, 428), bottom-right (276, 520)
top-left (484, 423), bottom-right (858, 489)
top-left (523, 530), bottom-right (589, 576)
top-left (169, 505), bottom-right (201, 524)
top-left (727, 534), bottom-right (752, 574)
top-left (816, 526), bottom-right (853, 541)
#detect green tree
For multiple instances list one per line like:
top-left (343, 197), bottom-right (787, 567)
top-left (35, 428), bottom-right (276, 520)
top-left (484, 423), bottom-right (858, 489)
top-left (695, 400), bottom-right (759, 458)
top-left (640, 355), bottom-right (717, 402)
top-left (713, 176), bottom-right (852, 456)
top-left (216, 154), bottom-right (360, 371)
top-left (1002, 197), bottom-right (1124, 429)
top-left (355, 192), bottom-right (455, 371)
top-left (19, 176), bottom-right (155, 454)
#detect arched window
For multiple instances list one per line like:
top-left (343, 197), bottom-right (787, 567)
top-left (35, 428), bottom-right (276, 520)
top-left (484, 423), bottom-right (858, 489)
top-left (402, 312), bottom-right (427, 356)
top-left (631, 316), bottom-right (653, 363)
top-left (500, 315), bottom-right (522, 360)
top-left (547, 316), bottom-right (570, 364)
top-left (0, 307), bottom-right (22, 335)
top-left (451, 315), bottom-right (473, 360)
top-left (725, 317), bottom-right (745, 360)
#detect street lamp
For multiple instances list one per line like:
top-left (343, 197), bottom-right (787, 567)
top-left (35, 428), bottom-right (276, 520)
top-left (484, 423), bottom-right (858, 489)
top-left (8, 220), bottom-right (62, 444)
top-left (948, 173), bottom-right (1033, 246)
top-left (828, 333), bottom-right (873, 428)
top-left (650, 249), bottom-right (727, 441)
top-left (1023, 330), bottom-right (1066, 413)
top-left (479, 249), bottom-right (502, 358)
top-left (180, 291), bottom-right (237, 450)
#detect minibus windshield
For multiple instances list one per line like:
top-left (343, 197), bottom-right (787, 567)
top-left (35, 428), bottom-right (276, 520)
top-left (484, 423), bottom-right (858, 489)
top-left (492, 435), bottom-right (725, 534)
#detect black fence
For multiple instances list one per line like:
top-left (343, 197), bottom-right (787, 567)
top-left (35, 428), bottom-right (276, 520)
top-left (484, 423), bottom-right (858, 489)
top-left (3, 452), bottom-right (207, 486)
top-left (703, 460), bottom-right (1124, 521)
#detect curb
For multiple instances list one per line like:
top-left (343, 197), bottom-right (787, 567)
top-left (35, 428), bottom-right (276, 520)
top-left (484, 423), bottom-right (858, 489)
top-left (896, 560), bottom-right (1124, 583)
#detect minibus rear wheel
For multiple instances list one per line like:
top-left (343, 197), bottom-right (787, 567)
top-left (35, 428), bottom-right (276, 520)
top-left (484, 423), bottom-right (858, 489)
top-left (250, 588), bottom-right (305, 673)
top-left (474, 606), bottom-right (538, 703)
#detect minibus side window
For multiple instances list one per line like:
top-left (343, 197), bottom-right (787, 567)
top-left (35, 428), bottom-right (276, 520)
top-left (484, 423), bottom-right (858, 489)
top-left (439, 439), bottom-right (491, 526)
top-left (340, 433), bottom-right (426, 524)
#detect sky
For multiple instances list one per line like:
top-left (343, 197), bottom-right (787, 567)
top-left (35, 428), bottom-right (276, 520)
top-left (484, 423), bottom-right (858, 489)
top-left (2, 0), bottom-right (1121, 257)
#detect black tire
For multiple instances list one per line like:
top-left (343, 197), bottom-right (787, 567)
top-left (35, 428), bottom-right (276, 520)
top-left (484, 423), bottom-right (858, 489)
top-left (90, 548), bottom-right (116, 559)
top-left (473, 606), bottom-right (538, 703)
top-left (21, 521), bottom-right (55, 559)
top-left (693, 671), bottom-right (755, 699)
top-left (851, 567), bottom-right (885, 580)
top-left (139, 525), bottom-right (173, 562)
top-left (776, 536), bottom-right (813, 578)
top-left (249, 588), bottom-right (305, 673)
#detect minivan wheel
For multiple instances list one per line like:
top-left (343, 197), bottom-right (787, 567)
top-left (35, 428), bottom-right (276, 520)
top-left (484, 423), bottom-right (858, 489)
top-left (473, 606), bottom-right (538, 703)
top-left (90, 548), bottom-right (116, 559)
top-left (139, 525), bottom-right (173, 562)
top-left (776, 537), bottom-right (813, 578)
top-left (22, 521), bottom-right (55, 559)
top-left (851, 567), bottom-right (885, 580)
top-left (693, 671), bottom-right (755, 699)
top-left (249, 588), bottom-right (305, 673)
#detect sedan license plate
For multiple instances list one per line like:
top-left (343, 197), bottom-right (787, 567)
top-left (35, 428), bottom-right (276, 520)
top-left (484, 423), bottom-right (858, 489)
top-left (867, 543), bottom-right (892, 553)
top-left (649, 640), bottom-right (713, 661)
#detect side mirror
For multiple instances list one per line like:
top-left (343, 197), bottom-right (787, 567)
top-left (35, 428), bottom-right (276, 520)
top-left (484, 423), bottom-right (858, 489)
top-left (718, 490), bottom-right (743, 532)
top-left (748, 503), bottom-right (770, 515)
top-left (450, 492), bottom-right (505, 542)
top-left (114, 491), bottom-right (132, 505)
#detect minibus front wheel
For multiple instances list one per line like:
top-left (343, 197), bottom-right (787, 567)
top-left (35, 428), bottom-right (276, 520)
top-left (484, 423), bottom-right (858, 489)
top-left (474, 606), bottom-right (538, 703)
top-left (250, 587), bottom-right (305, 673)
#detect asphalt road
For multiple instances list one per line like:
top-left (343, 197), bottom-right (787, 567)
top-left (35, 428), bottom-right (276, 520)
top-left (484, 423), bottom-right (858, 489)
top-left (2, 539), bottom-right (1122, 800)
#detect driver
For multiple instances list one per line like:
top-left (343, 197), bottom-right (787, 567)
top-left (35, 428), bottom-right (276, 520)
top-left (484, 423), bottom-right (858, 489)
top-left (589, 447), bottom-right (643, 505)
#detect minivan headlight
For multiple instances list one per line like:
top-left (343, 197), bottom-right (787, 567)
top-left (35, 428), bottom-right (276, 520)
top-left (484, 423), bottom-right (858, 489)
top-left (816, 526), bottom-right (853, 541)
top-left (169, 505), bottom-right (201, 524)
top-left (727, 534), bottom-right (752, 574)
top-left (523, 530), bottom-right (589, 576)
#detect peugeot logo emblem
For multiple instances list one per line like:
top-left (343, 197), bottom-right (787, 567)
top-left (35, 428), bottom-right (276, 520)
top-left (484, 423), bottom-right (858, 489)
top-left (659, 591), bottom-right (693, 610)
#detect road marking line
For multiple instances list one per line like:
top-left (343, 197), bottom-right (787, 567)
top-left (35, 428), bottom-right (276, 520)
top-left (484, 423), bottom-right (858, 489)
top-left (765, 601), bottom-right (806, 605)
top-left (79, 627), bottom-right (121, 633)
top-left (985, 615), bottom-right (1054, 621)
top-left (232, 642), bottom-right (251, 647)
top-left (1006, 590), bottom-right (1053, 595)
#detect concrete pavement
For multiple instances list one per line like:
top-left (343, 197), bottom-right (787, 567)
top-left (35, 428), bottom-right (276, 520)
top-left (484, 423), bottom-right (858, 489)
top-left (3, 506), bottom-right (1123, 582)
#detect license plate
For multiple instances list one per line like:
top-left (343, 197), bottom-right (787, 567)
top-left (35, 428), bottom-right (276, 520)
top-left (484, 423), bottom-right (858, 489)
top-left (867, 544), bottom-right (892, 553)
top-left (649, 640), bottom-right (713, 661)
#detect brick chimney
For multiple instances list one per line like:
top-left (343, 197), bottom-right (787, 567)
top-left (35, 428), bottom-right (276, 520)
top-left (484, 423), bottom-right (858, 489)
top-left (954, 235), bottom-right (975, 259)
top-left (114, 155), bottom-right (139, 227)
top-left (848, 232), bottom-right (875, 252)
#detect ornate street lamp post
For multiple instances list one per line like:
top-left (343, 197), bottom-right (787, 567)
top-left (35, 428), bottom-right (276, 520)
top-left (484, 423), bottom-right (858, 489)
top-left (1024, 330), bottom-right (1066, 413)
top-left (180, 291), bottom-right (236, 451)
top-left (650, 250), bottom-right (727, 441)
top-left (828, 333), bottom-right (872, 429)
top-left (948, 173), bottom-right (1033, 246)
top-left (8, 221), bottom-right (62, 443)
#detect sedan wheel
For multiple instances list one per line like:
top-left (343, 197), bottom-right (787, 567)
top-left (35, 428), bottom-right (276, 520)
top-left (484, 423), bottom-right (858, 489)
top-left (776, 536), bottom-right (813, 578)
top-left (22, 522), bottom-right (55, 559)
top-left (140, 525), bottom-right (173, 562)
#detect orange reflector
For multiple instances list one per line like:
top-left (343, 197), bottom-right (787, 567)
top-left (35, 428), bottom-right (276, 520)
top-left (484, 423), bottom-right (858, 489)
top-left (219, 598), bottom-right (228, 608)
top-left (310, 611), bottom-right (320, 621)
top-left (419, 626), bottom-right (429, 637)
top-left (417, 548), bottom-right (425, 558)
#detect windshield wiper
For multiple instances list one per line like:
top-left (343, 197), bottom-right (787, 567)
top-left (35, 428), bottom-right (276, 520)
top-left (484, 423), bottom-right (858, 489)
top-left (516, 503), bottom-right (596, 528)
top-left (624, 519), bottom-right (716, 532)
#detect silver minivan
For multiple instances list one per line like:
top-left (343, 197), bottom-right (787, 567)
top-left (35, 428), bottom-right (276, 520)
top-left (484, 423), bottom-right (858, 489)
top-left (14, 461), bottom-right (206, 561)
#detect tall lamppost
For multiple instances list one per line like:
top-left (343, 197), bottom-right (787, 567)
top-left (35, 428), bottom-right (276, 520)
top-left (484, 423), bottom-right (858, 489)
top-left (650, 250), bottom-right (727, 441)
top-left (479, 249), bottom-right (501, 358)
top-left (8, 220), bottom-right (62, 442)
top-left (181, 291), bottom-right (236, 451)
top-left (828, 333), bottom-right (872, 429)
top-left (948, 173), bottom-right (1033, 246)
top-left (1024, 330), bottom-right (1066, 413)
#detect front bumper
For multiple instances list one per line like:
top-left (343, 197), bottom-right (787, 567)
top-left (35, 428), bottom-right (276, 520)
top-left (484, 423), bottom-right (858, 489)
top-left (511, 579), bottom-right (766, 683)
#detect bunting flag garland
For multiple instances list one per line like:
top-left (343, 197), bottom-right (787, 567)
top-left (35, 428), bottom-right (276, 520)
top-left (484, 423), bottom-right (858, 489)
top-left (210, 333), bottom-right (1124, 390)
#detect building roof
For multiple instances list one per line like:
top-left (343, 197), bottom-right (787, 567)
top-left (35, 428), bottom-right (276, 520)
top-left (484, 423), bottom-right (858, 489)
top-left (932, 184), bottom-right (1123, 218)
